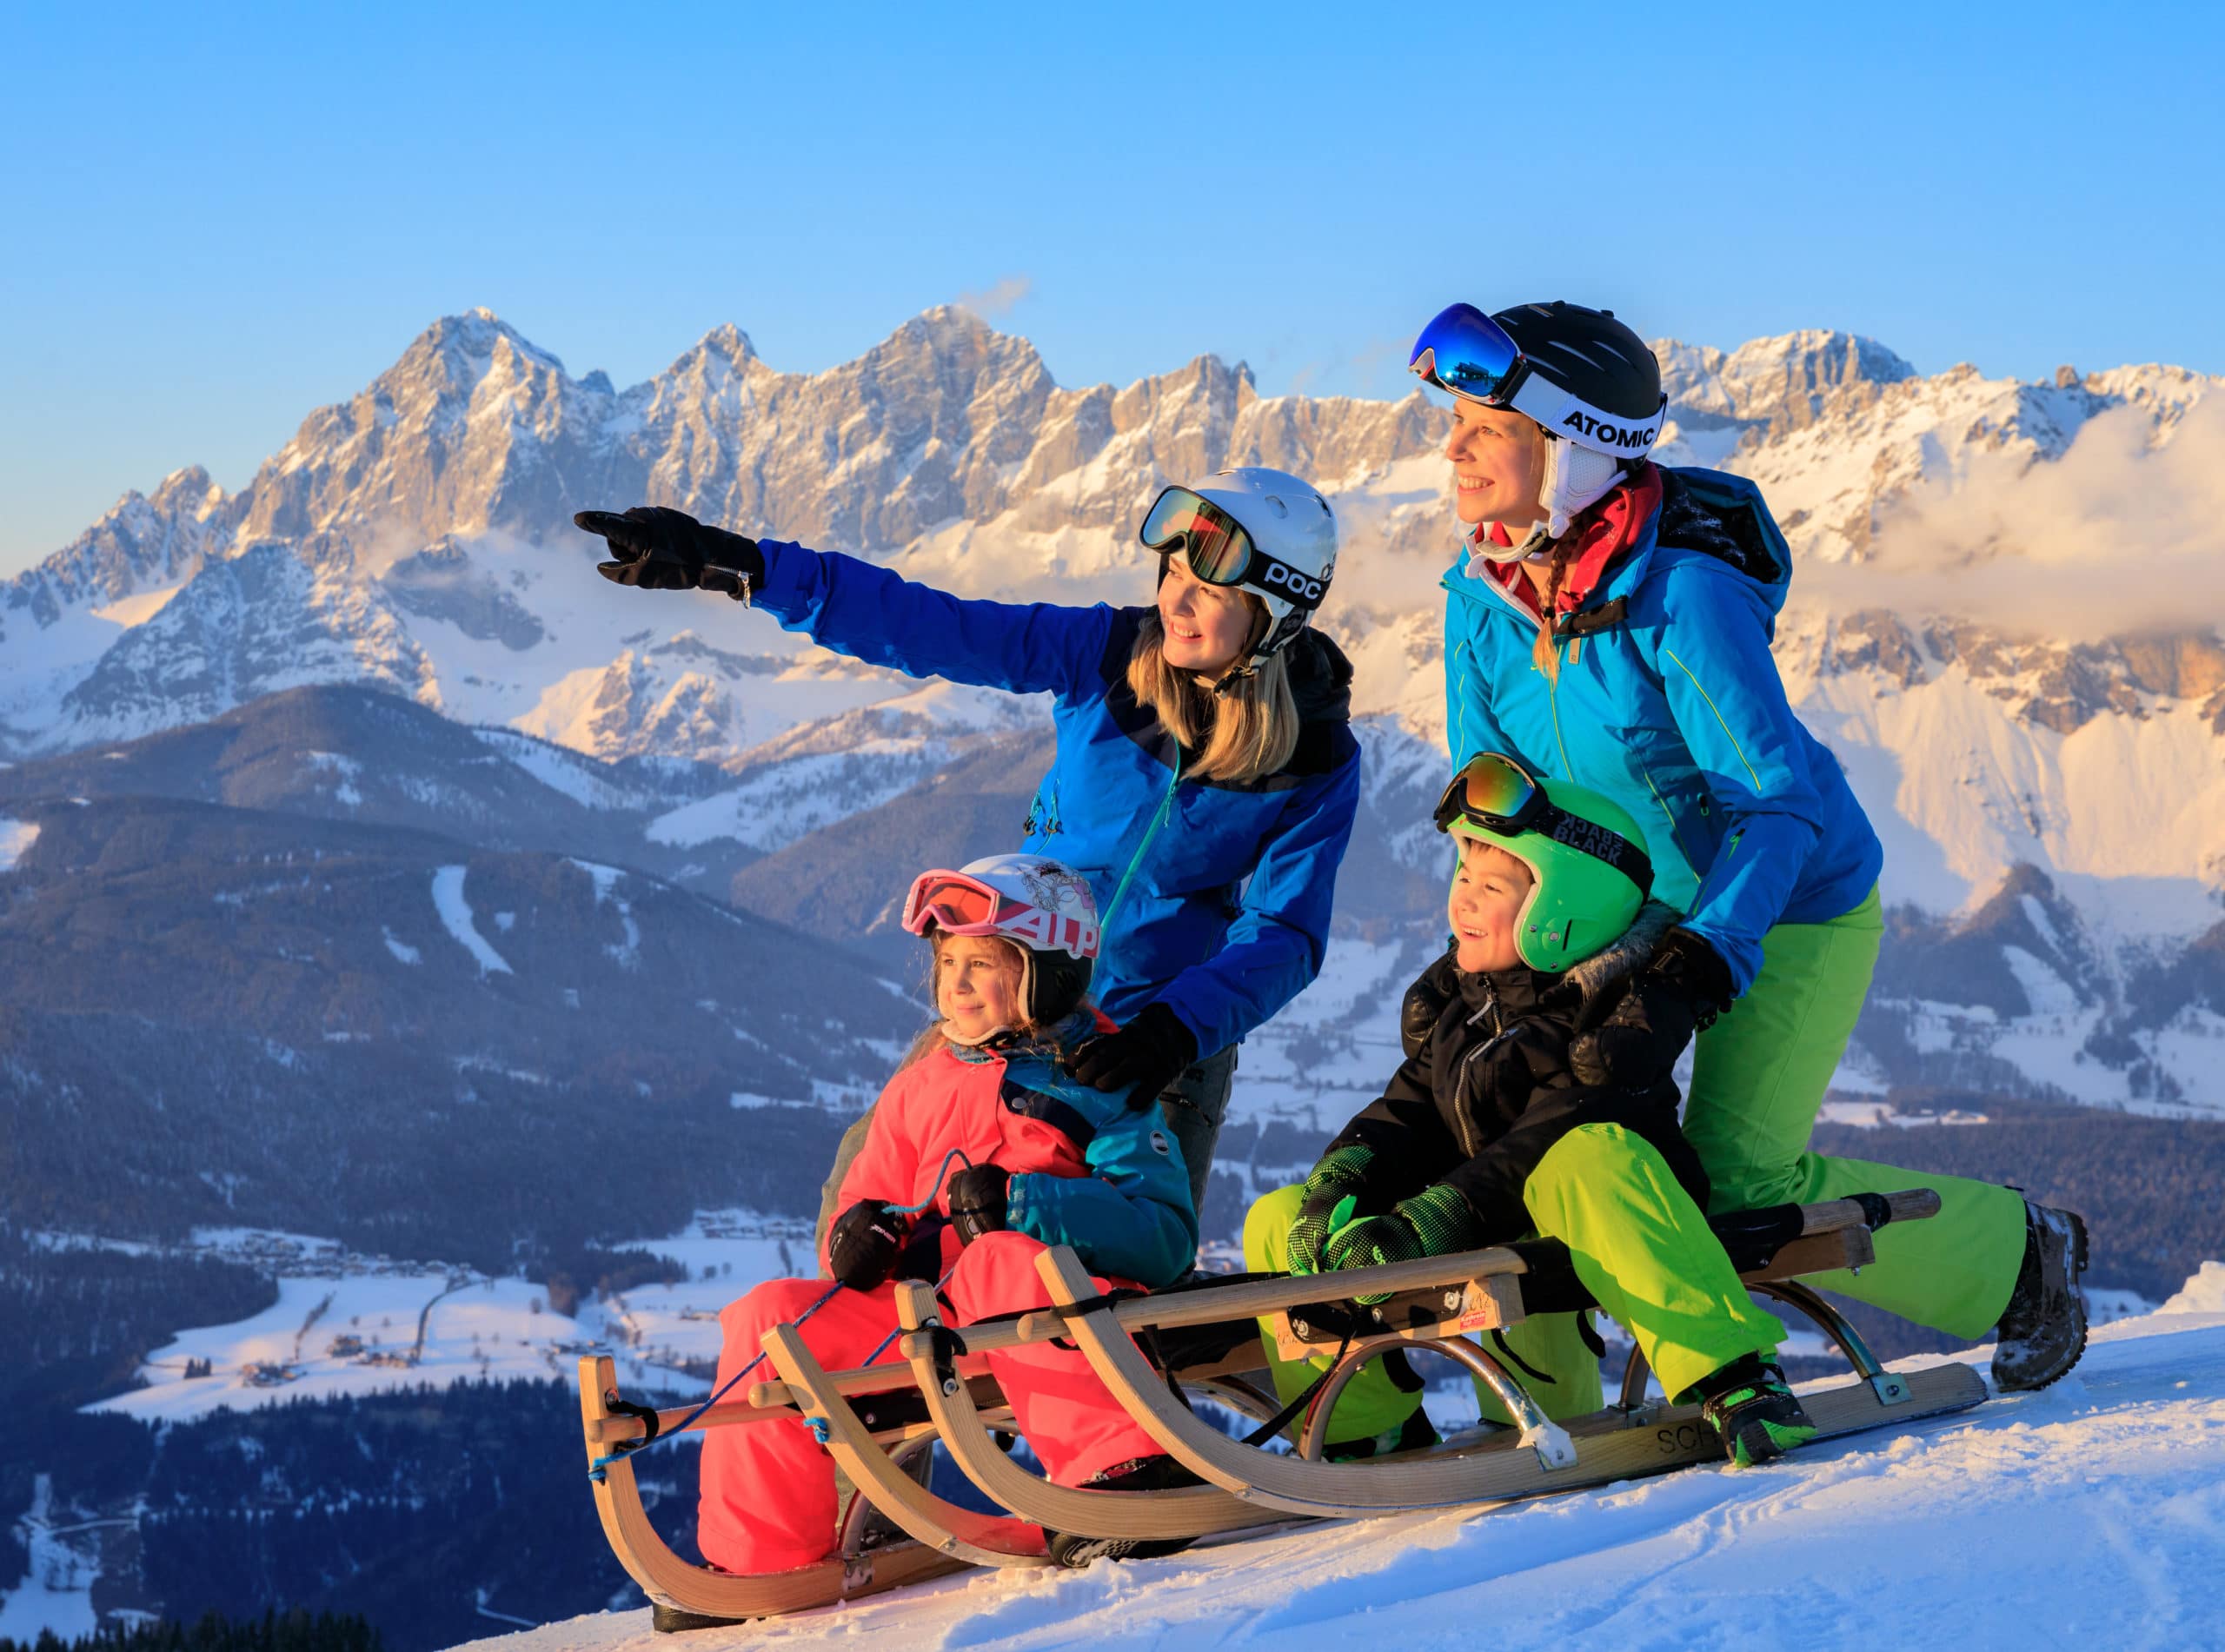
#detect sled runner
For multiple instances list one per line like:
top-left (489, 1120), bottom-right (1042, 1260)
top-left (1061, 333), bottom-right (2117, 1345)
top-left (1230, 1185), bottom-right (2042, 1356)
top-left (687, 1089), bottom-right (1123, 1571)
top-left (578, 1187), bottom-right (1985, 1624)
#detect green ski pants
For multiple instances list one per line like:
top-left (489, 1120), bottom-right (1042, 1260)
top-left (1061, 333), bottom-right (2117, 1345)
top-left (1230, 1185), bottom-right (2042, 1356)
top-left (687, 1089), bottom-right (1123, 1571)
top-left (1684, 886), bottom-right (2027, 1338)
top-left (1241, 1124), bottom-right (1786, 1444)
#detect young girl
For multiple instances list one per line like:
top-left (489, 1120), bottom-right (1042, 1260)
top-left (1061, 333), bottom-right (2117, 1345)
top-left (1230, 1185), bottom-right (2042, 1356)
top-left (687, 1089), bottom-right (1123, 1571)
top-left (695, 854), bottom-right (1200, 1581)
top-left (575, 469), bottom-right (1359, 1218)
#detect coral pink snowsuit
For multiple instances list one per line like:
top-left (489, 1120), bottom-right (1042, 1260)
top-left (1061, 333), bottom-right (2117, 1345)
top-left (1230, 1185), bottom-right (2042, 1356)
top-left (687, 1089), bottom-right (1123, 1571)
top-left (696, 1025), bottom-right (1198, 1575)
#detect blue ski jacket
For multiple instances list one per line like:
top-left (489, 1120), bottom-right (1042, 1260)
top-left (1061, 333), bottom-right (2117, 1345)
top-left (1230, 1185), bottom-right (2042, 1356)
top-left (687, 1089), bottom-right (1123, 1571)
top-left (754, 539), bottom-right (1363, 1056)
top-left (1441, 467), bottom-right (1883, 995)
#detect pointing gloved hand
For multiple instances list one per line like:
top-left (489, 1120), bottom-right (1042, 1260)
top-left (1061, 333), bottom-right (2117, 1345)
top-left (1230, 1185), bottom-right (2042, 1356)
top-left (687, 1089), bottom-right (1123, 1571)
top-left (1320, 1184), bottom-right (1484, 1305)
top-left (826, 1199), bottom-right (910, 1290)
top-left (574, 506), bottom-right (766, 599)
top-left (944, 1164), bottom-right (1012, 1245)
top-left (1064, 1002), bottom-right (1199, 1107)
top-left (1569, 926), bottom-right (1737, 1090)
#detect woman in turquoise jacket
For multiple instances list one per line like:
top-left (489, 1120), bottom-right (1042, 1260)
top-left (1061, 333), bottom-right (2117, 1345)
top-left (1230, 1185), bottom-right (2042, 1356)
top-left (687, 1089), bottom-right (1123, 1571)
top-left (1410, 299), bottom-right (2088, 1390)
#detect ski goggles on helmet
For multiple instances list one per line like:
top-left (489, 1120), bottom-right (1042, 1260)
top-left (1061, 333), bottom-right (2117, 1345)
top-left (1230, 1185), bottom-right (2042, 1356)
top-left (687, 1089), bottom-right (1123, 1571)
top-left (1139, 487), bottom-right (1326, 611)
top-left (1434, 752), bottom-right (1654, 897)
top-left (1410, 302), bottom-right (1669, 457)
top-left (900, 869), bottom-right (1101, 959)
top-left (1408, 303), bottom-right (1536, 408)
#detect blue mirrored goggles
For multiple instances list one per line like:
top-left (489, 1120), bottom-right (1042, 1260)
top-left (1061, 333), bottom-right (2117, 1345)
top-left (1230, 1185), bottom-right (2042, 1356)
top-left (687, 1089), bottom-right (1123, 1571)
top-left (1408, 302), bottom-right (1532, 407)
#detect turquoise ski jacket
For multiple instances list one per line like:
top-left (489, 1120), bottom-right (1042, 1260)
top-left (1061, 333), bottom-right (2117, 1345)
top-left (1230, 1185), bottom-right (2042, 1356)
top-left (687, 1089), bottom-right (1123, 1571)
top-left (1441, 467), bottom-right (1883, 994)
top-left (754, 539), bottom-right (1362, 1057)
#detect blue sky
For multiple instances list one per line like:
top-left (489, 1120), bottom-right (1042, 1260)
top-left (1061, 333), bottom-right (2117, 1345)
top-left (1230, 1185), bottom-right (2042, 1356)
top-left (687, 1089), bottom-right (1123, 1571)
top-left (3, 1), bottom-right (2220, 575)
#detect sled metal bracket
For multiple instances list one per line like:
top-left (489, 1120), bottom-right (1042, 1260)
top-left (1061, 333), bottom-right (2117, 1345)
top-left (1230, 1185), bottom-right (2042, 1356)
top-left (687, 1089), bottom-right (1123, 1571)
top-left (1870, 1372), bottom-right (1910, 1405)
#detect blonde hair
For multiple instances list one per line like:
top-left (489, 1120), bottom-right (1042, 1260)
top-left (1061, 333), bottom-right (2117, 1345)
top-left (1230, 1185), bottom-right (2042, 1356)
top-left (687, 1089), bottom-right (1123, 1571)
top-left (1126, 608), bottom-right (1301, 783)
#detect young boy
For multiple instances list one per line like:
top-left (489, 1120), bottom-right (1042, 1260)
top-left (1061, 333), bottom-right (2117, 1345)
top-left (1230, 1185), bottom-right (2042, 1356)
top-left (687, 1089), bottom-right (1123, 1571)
top-left (1247, 753), bottom-right (1814, 1468)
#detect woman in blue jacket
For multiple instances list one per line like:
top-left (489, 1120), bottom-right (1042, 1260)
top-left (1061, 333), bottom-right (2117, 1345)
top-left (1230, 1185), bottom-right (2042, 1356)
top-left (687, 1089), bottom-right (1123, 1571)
top-left (1409, 299), bottom-right (2088, 1390)
top-left (576, 468), bottom-right (1360, 1220)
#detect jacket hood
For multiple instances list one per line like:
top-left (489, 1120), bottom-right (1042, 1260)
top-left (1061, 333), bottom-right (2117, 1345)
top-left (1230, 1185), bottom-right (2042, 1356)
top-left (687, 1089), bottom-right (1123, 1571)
top-left (1628, 468), bottom-right (1795, 620)
top-left (1284, 628), bottom-right (1354, 726)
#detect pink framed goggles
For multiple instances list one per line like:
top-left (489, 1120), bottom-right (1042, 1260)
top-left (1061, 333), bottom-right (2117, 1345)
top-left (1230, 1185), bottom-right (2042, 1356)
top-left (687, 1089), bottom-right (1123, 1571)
top-left (900, 869), bottom-right (1100, 960)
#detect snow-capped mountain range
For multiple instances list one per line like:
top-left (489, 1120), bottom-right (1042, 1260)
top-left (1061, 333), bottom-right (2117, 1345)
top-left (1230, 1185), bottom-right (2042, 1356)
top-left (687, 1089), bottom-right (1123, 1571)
top-left (4, 305), bottom-right (2222, 1109)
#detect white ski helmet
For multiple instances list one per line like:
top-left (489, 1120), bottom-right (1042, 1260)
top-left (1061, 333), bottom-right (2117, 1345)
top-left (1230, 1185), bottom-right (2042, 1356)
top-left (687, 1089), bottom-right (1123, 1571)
top-left (900, 853), bottom-right (1099, 1027)
top-left (1138, 467), bottom-right (1338, 671)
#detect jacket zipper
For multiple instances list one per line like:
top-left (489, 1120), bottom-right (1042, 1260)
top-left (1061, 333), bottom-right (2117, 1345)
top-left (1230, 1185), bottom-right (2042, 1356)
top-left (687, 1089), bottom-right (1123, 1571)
top-left (1099, 743), bottom-right (1184, 932)
top-left (1451, 985), bottom-right (1504, 1160)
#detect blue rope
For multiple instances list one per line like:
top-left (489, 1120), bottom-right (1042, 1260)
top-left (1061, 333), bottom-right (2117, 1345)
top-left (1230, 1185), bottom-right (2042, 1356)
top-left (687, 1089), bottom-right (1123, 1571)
top-left (587, 1148), bottom-right (979, 1482)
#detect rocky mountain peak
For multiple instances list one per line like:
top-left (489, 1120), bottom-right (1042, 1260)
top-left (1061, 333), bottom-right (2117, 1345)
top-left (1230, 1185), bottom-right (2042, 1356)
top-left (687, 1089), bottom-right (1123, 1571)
top-left (1656, 328), bottom-right (1916, 434)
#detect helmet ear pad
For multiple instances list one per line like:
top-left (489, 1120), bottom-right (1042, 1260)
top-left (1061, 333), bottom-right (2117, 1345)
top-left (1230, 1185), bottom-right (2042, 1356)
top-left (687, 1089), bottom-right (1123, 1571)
top-left (1023, 949), bottom-right (1093, 1025)
top-left (1538, 435), bottom-right (1628, 538)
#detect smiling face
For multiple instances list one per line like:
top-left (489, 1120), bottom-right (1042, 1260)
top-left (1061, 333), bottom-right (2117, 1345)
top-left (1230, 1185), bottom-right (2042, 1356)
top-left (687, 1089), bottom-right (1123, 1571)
top-left (1444, 398), bottom-right (1549, 531)
top-left (935, 932), bottom-right (1026, 1043)
top-left (1156, 552), bottom-right (1262, 673)
top-left (1448, 836), bottom-right (1535, 973)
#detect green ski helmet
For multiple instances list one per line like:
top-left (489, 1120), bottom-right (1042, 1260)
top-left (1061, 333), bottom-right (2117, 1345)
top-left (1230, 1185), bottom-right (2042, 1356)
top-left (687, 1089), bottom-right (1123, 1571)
top-left (1434, 751), bottom-right (1655, 971)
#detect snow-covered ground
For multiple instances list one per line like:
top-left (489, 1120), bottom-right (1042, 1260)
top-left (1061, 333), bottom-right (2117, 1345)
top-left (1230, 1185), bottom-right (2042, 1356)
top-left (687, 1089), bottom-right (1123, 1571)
top-left (454, 1273), bottom-right (2225, 1652)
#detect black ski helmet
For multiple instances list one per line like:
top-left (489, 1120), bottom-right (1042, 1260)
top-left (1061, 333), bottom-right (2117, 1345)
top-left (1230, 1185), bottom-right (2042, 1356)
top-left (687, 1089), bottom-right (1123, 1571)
top-left (1489, 301), bottom-right (1664, 437)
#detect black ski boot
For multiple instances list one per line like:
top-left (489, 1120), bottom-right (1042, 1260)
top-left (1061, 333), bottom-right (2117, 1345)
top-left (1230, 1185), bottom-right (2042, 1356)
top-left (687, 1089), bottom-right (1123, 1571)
top-left (1992, 1202), bottom-right (2089, 1392)
top-left (1325, 1406), bottom-right (1441, 1463)
top-left (1045, 1455), bottom-right (1203, 1569)
top-left (1697, 1354), bottom-right (1817, 1469)
top-left (651, 1599), bottom-right (759, 1634)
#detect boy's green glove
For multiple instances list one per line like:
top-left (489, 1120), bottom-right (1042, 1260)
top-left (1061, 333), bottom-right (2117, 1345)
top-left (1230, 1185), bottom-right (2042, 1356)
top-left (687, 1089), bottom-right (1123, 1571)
top-left (1285, 1144), bottom-right (1377, 1276)
top-left (1320, 1184), bottom-right (1484, 1304)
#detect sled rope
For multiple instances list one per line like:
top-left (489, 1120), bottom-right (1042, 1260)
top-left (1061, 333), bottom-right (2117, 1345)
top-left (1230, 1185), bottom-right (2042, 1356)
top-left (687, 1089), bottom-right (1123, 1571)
top-left (591, 1150), bottom-right (987, 1476)
top-left (887, 1147), bottom-right (975, 1216)
top-left (588, 1280), bottom-right (843, 1483)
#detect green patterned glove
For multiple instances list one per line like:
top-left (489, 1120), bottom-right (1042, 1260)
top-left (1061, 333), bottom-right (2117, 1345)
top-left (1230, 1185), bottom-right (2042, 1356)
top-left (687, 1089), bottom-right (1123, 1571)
top-left (1285, 1144), bottom-right (1376, 1276)
top-left (1320, 1184), bottom-right (1484, 1304)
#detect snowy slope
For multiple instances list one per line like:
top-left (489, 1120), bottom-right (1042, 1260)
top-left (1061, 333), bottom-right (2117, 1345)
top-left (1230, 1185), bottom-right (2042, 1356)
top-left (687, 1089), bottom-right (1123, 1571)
top-left (451, 1281), bottom-right (2225, 1651)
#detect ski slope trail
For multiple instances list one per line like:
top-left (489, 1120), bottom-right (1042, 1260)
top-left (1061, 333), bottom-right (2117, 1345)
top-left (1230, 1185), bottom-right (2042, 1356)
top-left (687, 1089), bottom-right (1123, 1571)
top-left (462, 1300), bottom-right (2225, 1650)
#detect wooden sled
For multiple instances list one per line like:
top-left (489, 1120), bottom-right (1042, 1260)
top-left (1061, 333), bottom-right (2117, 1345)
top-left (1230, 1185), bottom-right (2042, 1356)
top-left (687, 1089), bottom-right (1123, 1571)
top-left (579, 1188), bottom-right (1987, 1623)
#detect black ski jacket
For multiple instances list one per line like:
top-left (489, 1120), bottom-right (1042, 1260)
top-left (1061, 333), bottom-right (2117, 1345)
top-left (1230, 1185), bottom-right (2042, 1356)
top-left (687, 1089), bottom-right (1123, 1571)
top-left (1324, 903), bottom-right (1708, 1240)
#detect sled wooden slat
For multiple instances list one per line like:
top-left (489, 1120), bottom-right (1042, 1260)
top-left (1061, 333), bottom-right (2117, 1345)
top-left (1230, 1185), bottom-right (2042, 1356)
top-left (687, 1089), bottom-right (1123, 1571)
top-left (760, 1325), bottom-right (1053, 1569)
top-left (1037, 1246), bottom-right (1984, 1519)
top-left (1272, 1224), bottom-right (1877, 1355)
top-left (891, 1282), bottom-right (1273, 1542)
top-left (575, 1355), bottom-right (969, 1617)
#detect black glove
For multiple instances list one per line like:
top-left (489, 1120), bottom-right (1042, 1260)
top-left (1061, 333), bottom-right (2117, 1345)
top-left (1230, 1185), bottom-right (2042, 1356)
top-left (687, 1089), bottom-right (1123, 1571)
top-left (1064, 1002), bottom-right (1199, 1106)
top-left (1399, 969), bottom-right (1452, 1058)
top-left (945, 1164), bottom-right (1011, 1245)
top-left (827, 1199), bottom-right (909, 1290)
top-left (1569, 926), bottom-right (1736, 1089)
top-left (574, 507), bottom-right (765, 599)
